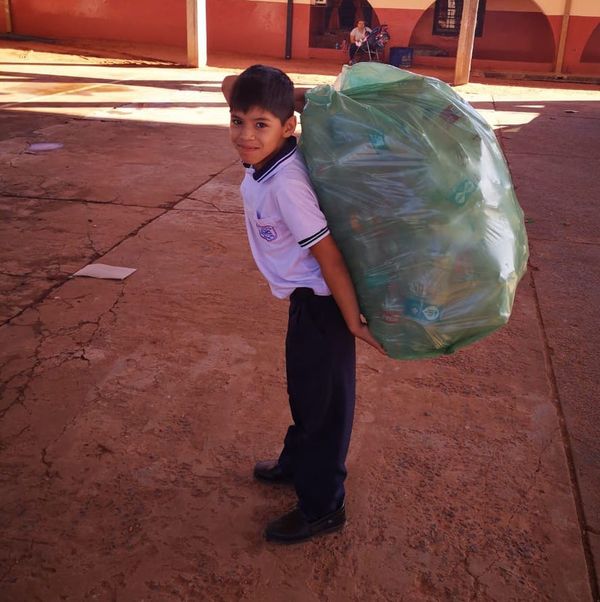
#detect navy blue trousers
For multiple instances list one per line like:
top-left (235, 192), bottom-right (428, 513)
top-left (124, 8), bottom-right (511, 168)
top-left (278, 288), bottom-right (356, 520)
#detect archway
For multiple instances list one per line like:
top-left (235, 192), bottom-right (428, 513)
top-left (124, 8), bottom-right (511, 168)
top-left (581, 23), bottom-right (600, 63)
top-left (309, 0), bottom-right (380, 49)
top-left (408, 0), bottom-right (555, 62)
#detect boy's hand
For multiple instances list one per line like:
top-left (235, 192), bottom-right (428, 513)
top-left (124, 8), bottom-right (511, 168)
top-left (221, 74), bottom-right (238, 106)
top-left (350, 319), bottom-right (386, 355)
top-left (310, 235), bottom-right (386, 356)
top-left (294, 87), bottom-right (310, 114)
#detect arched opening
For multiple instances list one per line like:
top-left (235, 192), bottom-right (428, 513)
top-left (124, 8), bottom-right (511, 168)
top-left (409, 0), bottom-right (555, 63)
top-left (309, 0), bottom-right (380, 49)
top-left (581, 24), bottom-right (600, 63)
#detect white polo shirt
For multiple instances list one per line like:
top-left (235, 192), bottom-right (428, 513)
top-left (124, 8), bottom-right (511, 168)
top-left (240, 137), bottom-right (331, 299)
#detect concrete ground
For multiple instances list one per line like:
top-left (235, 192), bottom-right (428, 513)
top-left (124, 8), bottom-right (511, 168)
top-left (1, 40), bottom-right (599, 601)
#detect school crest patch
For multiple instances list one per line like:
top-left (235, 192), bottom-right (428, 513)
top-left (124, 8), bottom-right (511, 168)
top-left (258, 224), bottom-right (278, 242)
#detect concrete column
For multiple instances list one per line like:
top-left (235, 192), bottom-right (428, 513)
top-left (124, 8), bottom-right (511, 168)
top-left (554, 0), bottom-right (572, 74)
top-left (454, 0), bottom-right (480, 86)
top-left (186, 0), bottom-right (207, 67)
top-left (4, 0), bottom-right (13, 33)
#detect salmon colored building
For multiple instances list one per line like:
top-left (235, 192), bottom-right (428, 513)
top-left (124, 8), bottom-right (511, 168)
top-left (1, 0), bottom-right (599, 76)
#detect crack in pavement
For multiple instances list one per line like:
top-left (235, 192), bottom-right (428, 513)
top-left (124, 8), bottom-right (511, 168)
top-left (529, 269), bottom-right (600, 601)
top-left (505, 150), bottom-right (593, 160)
top-left (1, 166), bottom-right (236, 463)
top-left (0, 160), bottom-right (241, 330)
top-left (0, 308), bottom-right (45, 419)
top-left (85, 231), bottom-right (102, 258)
top-left (527, 237), bottom-right (599, 247)
top-left (40, 445), bottom-right (56, 479)
top-left (1, 208), bottom-right (161, 327)
top-left (181, 197), bottom-right (243, 214)
top-left (1, 160), bottom-right (243, 324)
top-left (0, 283), bottom-right (124, 424)
top-left (453, 427), bottom-right (562, 599)
top-left (0, 190), bottom-right (163, 208)
top-left (1, 286), bottom-right (129, 494)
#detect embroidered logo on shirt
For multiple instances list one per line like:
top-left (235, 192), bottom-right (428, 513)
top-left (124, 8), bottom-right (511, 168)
top-left (258, 224), bottom-right (278, 242)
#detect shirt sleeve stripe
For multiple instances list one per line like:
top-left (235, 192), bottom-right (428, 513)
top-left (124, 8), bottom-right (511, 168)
top-left (298, 226), bottom-right (330, 248)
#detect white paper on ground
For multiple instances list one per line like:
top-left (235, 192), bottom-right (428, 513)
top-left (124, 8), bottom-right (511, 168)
top-left (72, 263), bottom-right (136, 280)
top-left (26, 142), bottom-right (64, 152)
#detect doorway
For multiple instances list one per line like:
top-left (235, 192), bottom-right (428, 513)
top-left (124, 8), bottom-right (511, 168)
top-left (309, 0), bottom-right (380, 49)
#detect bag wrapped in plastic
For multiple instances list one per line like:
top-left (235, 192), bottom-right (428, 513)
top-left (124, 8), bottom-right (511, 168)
top-left (299, 62), bottom-right (529, 359)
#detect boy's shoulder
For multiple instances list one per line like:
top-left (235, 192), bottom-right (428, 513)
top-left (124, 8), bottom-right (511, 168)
top-left (270, 151), bottom-right (318, 200)
top-left (277, 146), bottom-right (308, 175)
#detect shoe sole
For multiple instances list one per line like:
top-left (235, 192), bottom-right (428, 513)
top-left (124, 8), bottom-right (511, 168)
top-left (253, 473), bottom-right (294, 485)
top-left (264, 521), bottom-right (345, 545)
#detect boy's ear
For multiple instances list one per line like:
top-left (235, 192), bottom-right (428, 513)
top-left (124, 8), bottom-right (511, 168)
top-left (283, 114), bottom-right (297, 137)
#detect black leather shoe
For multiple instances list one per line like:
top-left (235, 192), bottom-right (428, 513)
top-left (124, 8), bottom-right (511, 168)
top-left (253, 459), bottom-right (293, 484)
top-left (265, 504), bottom-right (346, 544)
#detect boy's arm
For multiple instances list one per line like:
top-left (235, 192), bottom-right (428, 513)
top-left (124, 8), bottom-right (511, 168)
top-left (310, 235), bottom-right (385, 354)
top-left (294, 87), bottom-right (310, 113)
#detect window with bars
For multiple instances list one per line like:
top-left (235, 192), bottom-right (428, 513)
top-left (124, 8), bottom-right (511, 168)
top-left (433, 0), bottom-right (486, 37)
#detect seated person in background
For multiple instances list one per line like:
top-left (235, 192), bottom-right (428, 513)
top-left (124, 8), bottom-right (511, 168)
top-left (349, 20), bottom-right (372, 64)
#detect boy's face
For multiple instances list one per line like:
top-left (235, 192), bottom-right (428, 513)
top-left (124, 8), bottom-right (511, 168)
top-left (229, 106), bottom-right (296, 170)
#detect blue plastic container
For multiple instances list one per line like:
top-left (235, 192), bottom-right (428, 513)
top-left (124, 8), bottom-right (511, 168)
top-left (389, 46), bottom-right (413, 68)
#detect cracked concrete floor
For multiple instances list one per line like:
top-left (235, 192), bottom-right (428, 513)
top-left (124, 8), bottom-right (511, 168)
top-left (1, 42), bottom-right (599, 601)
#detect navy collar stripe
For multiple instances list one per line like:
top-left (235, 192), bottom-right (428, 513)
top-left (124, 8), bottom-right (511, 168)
top-left (252, 137), bottom-right (297, 182)
top-left (256, 146), bottom-right (296, 182)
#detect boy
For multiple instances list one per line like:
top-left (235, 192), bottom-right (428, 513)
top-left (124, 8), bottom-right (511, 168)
top-left (222, 65), bottom-right (383, 544)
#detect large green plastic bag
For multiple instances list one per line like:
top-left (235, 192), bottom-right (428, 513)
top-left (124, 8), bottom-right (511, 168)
top-left (299, 62), bottom-right (529, 359)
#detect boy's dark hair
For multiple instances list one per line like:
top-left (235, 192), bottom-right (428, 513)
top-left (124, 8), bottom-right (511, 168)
top-left (230, 65), bottom-right (294, 123)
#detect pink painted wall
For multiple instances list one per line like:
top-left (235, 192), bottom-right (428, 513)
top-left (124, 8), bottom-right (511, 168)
top-left (0, 0), bottom-right (597, 74)
top-left (564, 16), bottom-right (600, 72)
top-left (409, 8), bottom-right (556, 62)
top-left (380, 6), bottom-right (597, 74)
top-left (206, 0), bottom-right (310, 59)
top-left (4, 0), bottom-right (187, 47)
top-left (375, 8), bottom-right (422, 48)
top-left (581, 23), bottom-right (600, 62)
